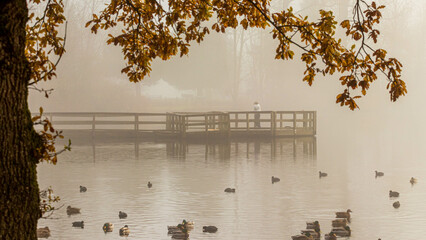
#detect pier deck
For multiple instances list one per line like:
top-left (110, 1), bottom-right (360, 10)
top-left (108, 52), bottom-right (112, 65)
top-left (33, 111), bottom-right (316, 139)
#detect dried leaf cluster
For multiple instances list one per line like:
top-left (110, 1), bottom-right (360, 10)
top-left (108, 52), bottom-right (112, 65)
top-left (83, 0), bottom-right (406, 110)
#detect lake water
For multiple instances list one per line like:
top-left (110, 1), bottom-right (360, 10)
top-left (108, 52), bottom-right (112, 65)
top-left (37, 134), bottom-right (426, 240)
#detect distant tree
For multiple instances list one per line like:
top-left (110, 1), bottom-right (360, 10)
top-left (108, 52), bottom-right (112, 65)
top-left (0, 0), bottom-right (405, 238)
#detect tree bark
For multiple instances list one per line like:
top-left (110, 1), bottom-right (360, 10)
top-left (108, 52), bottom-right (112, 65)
top-left (0, 1), bottom-right (42, 239)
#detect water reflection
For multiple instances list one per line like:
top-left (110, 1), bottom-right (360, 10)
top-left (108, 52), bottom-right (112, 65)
top-left (165, 137), bottom-right (316, 162)
top-left (39, 136), bottom-right (318, 240)
top-left (38, 134), bottom-right (426, 240)
top-left (85, 137), bottom-right (317, 162)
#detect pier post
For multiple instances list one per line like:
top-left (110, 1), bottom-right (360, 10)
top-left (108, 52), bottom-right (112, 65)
top-left (181, 115), bottom-right (186, 138)
top-left (303, 111), bottom-right (307, 128)
top-left (205, 114), bottom-right (208, 137)
top-left (271, 112), bottom-right (276, 136)
top-left (218, 114), bottom-right (223, 133)
top-left (166, 113), bottom-right (170, 131)
top-left (313, 111), bottom-right (317, 135)
top-left (92, 115), bottom-right (96, 132)
top-left (210, 115), bottom-right (214, 130)
top-left (246, 113), bottom-right (249, 131)
top-left (178, 115), bottom-right (182, 137)
top-left (226, 113), bottom-right (231, 138)
top-left (293, 112), bottom-right (296, 136)
top-left (134, 114), bottom-right (139, 132)
top-left (171, 114), bottom-right (176, 134)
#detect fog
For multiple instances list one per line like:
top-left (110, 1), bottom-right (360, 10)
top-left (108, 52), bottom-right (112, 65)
top-left (31, 1), bottom-right (426, 239)
top-left (29, 0), bottom-right (426, 152)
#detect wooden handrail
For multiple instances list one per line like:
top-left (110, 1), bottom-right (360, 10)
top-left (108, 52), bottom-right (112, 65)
top-left (31, 111), bottom-right (316, 137)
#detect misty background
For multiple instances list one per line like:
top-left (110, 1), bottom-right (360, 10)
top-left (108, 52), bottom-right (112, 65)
top-left (32, 1), bottom-right (426, 239)
top-left (29, 0), bottom-right (426, 158)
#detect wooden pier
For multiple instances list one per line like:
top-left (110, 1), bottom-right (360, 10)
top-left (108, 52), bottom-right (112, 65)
top-left (34, 111), bottom-right (316, 139)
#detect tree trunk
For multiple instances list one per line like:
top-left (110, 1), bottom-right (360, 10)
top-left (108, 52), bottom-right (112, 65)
top-left (0, 1), bottom-right (41, 239)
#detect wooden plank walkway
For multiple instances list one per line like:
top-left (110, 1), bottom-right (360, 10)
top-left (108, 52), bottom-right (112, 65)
top-left (33, 111), bottom-right (316, 139)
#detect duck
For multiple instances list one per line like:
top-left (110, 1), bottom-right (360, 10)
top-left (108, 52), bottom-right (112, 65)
top-left (36, 226), bottom-right (51, 238)
top-left (147, 181), bottom-right (152, 188)
top-left (168, 220), bottom-right (194, 234)
top-left (332, 218), bottom-right (347, 227)
top-left (168, 227), bottom-right (183, 235)
top-left (203, 225), bottom-right (218, 233)
top-left (171, 232), bottom-right (189, 239)
top-left (306, 221), bottom-right (320, 233)
top-left (331, 226), bottom-right (351, 237)
top-left (66, 206), bottom-right (81, 215)
top-left (79, 186), bottom-right (87, 192)
top-left (389, 190), bottom-right (400, 198)
top-left (167, 224), bottom-right (181, 234)
top-left (291, 233), bottom-right (313, 240)
top-left (319, 171), bottom-right (328, 178)
top-left (271, 176), bottom-right (280, 183)
top-left (410, 177), bottom-right (417, 184)
top-left (169, 221), bottom-right (190, 238)
top-left (167, 225), bottom-right (185, 232)
top-left (72, 221), bottom-right (84, 228)
top-left (393, 201), bottom-right (400, 208)
top-left (182, 220), bottom-right (194, 230)
top-left (103, 222), bottom-right (114, 233)
top-left (324, 232), bottom-right (337, 240)
top-left (224, 188), bottom-right (235, 193)
top-left (168, 225), bottom-right (180, 231)
top-left (335, 209), bottom-right (352, 219)
top-left (118, 211), bottom-right (127, 219)
top-left (301, 229), bottom-right (319, 238)
top-left (119, 225), bottom-right (130, 236)
top-left (375, 171), bottom-right (384, 177)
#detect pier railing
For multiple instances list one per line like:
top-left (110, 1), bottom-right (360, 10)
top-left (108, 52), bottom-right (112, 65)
top-left (33, 111), bottom-right (316, 138)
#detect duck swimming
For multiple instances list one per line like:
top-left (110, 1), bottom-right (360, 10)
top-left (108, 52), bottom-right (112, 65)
top-left (119, 225), bottom-right (130, 236)
top-left (167, 226), bottom-right (182, 235)
top-left (319, 171), bottom-right (328, 178)
top-left (393, 201), bottom-right (400, 208)
top-left (375, 171), bottom-right (384, 177)
top-left (301, 229), bottom-right (319, 238)
top-left (182, 220), bottom-right (194, 229)
top-left (306, 221), bottom-right (320, 233)
top-left (79, 186), bottom-right (87, 192)
top-left (332, 219), bottom-right (347, 227)
top-left (224, 188), bottom-right (235, 193)
top-left (271, 176), bottom-right (280, 183)
top-left (331, 226), bottom-right (351, 237)
top-left (66, 206), bottom-right (81, 215)
top-left (103, 222), bottom-right (114, 233)
top-left (203, 225), bottom-right (218, 233)
top-left (72, 221), bottom-right (84, 228)
top-left (119, 211), bottom-right (127, 219)
top-left (171, 231), bottom-right (189, 239)
top-left (325, 232), bottom-right (337, 240)
top-left (335, 209), bottom-right (352, 219)
top-left (389, 190), bottom-right (399, 198)
top-left (168, 220), bottom-right (194, 235)
top-left (291, 233), bottom-right (313, 240)
top-left (147, 181), bottom-right (152, 188)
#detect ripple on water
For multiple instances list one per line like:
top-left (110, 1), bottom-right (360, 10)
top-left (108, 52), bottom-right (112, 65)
top-left (37, 140), bottom-right (426, 240)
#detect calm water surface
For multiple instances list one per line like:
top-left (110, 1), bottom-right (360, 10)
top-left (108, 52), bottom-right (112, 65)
top-left (37, 136), bottom-right (426, 240)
